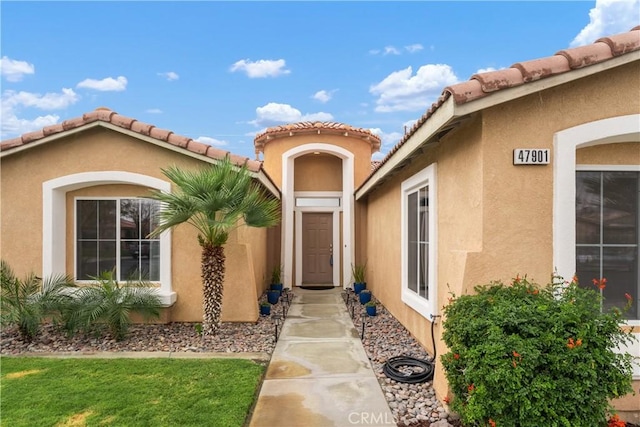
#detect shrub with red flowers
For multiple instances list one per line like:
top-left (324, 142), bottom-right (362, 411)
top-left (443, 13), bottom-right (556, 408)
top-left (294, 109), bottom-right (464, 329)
top-left (441, 275), bottom-right (636, 427)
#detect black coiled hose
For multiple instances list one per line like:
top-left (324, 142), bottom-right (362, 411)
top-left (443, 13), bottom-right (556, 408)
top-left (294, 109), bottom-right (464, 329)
top-left (382, 314), bottom-right (438, 383)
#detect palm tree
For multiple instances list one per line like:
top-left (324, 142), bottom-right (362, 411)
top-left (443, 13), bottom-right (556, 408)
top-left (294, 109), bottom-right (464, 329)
top-left (65, 269), bottom-right (162, 341)
top-left (0, 260), bottom-right (75, 341)
top-left (148, 157), bottom-right (280, 336)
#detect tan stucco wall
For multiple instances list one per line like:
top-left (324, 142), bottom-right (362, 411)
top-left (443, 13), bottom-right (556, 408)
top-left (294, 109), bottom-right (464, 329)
top-left (365, 115), bottom-right (484, 394)
top-left (294, 153), bottom-right (343, 191)
top-left (261, 133), bottom-right (374, 189)
top-left (0, 126), bottom-right (271, 323)
top-left (365, 61), bottom-right (640, 405)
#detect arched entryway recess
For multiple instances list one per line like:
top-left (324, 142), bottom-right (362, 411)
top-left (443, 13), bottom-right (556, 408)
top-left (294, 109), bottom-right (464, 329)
top-left (281, 144), bottom-right (354, 289)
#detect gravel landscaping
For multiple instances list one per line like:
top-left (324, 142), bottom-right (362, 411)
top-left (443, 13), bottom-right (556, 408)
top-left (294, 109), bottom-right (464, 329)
top-left (1, 288), bottom-right (456, 427)
top-left (5, 289), bottom-right (637, 427)
top-left (343, 290), bottom-right (457, 427)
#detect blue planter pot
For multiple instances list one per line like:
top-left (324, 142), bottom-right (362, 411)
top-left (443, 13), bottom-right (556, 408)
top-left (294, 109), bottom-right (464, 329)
top-left (359, 291), bottom-right (371, 304)
top-left (354, 282), bottom-right (366, 294)
top-left (267, 290), bottom-right (280, 304)
top-left (270, 283), bottom-right (283, 292)
top-left (260, 304), bottom-right (271, 315)
top-left (366, 305), bottom-right (376, 316)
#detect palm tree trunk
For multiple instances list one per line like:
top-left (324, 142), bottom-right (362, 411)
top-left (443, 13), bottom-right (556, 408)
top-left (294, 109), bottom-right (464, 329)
top-left (201, 244), bottom-right (225, 336)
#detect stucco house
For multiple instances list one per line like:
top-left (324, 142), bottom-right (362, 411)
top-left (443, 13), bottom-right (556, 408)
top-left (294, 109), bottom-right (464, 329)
top-left (1, 26), bottom-right (639, 414)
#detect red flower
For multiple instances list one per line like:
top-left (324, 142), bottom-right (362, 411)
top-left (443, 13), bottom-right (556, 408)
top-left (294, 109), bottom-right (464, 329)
top-left (512, 360), bottom-right (517, 368)
top-left (467, 384), bottom-right (475, 393)
top-left (576, 338), bottom-right (583, 347)
top-left (567, 338), bottom-right (575, 349)
top-left (572, 275), bottom-right (579, 284)
top-left (512, 351), bottom-right (521, 358)
top-left (532, 289), bottom-right (539, 295)
top-left (454, 353), bottom-right (460, 360)
top-left (608, 414), bottom-right (625, 427)
top-left (592, 277), bottom-right (607, 290)
top-left (625, 293), bottom-right (632, 301)
top-left (512, 274), bottom-right (521, 285)
top-left (488, 419), bottom-right (496, 427)
top-left (443, 396), bottom-right (450, 404)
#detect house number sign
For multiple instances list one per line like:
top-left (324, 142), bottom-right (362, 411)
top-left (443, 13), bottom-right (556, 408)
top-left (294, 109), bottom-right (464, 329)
top-left (513, 148), bottom-right (550, 165)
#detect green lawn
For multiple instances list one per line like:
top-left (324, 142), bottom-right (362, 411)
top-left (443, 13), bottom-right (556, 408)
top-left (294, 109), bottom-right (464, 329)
top-left (1, 357), bottom-right (265, 427)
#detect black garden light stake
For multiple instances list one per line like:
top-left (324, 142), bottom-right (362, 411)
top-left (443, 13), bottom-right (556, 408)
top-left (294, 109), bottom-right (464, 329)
top-left (273, 314), bottom-right (282, 341)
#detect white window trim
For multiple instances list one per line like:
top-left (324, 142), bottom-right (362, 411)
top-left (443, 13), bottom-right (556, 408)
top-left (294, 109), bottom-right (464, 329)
top-left (43, 171), bottom-right (175, 306)
top-left (401, 163), bottom-right (437, 319)
top-left (553, 114), bottom-right (640, 379)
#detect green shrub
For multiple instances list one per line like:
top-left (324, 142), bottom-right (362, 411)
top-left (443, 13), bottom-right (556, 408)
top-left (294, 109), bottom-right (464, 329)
top-left (0, 260), bottom-right (75, 341)
top-left (64, 270), bottom-right (162, 341)
top-left (441, 275), bottom-right (636, 427)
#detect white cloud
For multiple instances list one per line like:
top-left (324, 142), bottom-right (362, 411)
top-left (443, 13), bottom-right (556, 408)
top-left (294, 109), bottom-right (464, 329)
top-left (158, 71), bottom-right (179, 81)
top-left (369, 127), bottom-right (405, 160)
top-left (369, 127), bottom-right (403, 147)
top-left (303, 112), bottom-right (334, 121)
top-left (312, 89), bottom-right (337, 103)
top-left (0, 111), bottom-right (60, 137)
top-left (77, 76), bottom-right (128, 91)
top-left (2, 88), bottom-right (78, 110)
top-left (0, 56), bottom-right (35, 82)
top-left (403, 119), bottom-right (418, 132)
top-left (195, 136), bottom-right (228, 147)
top-left (405, 44), bottom-right (424, 53)
top-left (370, 64), bottom-right (460, 112)
top-left (370, 44), bottom-right (423, 56)
top-left (476, 67), bottom-right (498, 74)
top-left (229, 59), bottom-right (291, 78)
top-left (250, 102), bottom-right (334, 127)
top-left (145, 108), bottom-right (163, 114)
top-left (384, 46), bottom-right (401, 55)
top-left (1, 88), bottom-right (79, 137)
top-left (570, 0), bottom-right (640, 47)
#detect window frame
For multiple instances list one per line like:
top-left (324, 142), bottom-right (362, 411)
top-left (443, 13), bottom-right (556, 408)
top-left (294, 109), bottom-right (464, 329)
top-left (401, 163), bottom-right (437, 319)
top-left (575, 166), bottom-right (640, 321)
top-left (74, 197), bottom-right (162, 283)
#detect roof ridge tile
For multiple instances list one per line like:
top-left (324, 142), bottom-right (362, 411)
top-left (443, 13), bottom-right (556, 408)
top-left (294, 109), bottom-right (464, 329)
top-left (595, 28), bottom-right (640, 55)
top-left (362, 26), bottom-right (640, 184)
top-left (555, 42), bottom-right (613, 69)
top-left (0, 107), bottom-right (258, 171)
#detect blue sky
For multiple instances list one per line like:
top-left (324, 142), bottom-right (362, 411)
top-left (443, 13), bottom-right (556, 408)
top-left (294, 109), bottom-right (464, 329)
top-left (1, 1), bottom-right (639, 160)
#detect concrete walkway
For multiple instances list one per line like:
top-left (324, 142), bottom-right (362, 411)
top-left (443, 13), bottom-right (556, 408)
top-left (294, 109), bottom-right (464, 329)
top-left (249, 288), bottom-right (396, 427)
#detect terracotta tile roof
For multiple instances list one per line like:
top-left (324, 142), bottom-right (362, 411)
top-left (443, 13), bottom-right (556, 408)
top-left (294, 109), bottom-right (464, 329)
top-left (371, 26), bottom-right (640, 175)
top-left (371, 160), bottom-right (382, 171)
top-left (254, 121), bottom-right (382, 156)
top-left (0, 107), bottom-right (263, 173)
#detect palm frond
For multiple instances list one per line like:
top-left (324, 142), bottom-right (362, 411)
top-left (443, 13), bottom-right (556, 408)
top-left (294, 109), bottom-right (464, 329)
top-left (148, 157), bottom-right (280, 248)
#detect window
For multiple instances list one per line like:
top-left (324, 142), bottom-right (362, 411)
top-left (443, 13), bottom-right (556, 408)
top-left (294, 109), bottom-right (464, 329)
top-left (76, 198), bottom-right (161, 281)
top-left (401, 164), bottom-right (437, 318)
top-left (576, 171), bottom-right (639, 320)
top-left (295, 197), bottom-right (340, 207)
